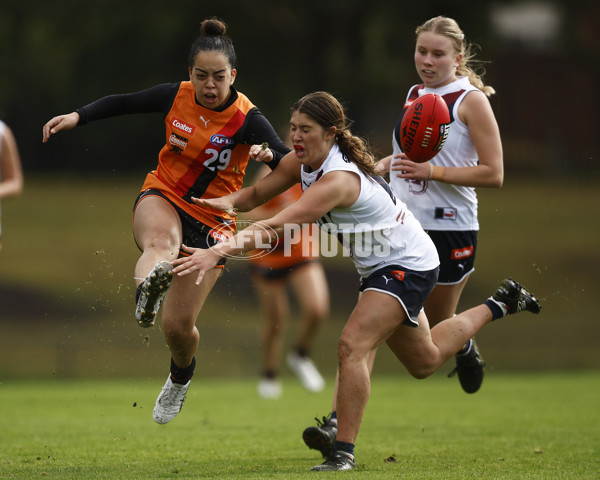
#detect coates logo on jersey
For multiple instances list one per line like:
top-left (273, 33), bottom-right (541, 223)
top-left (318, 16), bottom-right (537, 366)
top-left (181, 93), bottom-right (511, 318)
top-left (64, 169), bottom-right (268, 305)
top-left (171, 117), bottom-right (197, 135)
top-left (210, 134), bottom-right (234, 147)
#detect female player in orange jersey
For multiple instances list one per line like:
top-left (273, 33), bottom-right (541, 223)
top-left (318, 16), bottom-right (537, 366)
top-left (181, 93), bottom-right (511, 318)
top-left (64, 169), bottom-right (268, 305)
top-left (42, 18), bottom-right (289, 424)
top-left (246, 165), bottom-right (329, 399)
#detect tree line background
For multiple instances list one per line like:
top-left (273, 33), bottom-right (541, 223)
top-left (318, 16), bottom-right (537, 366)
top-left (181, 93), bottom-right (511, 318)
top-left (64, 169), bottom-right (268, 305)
top-left (1, 0), bottom-right (598, 177)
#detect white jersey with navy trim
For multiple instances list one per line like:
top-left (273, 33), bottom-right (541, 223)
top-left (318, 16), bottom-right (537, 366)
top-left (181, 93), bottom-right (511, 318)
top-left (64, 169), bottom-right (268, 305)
top-left (390, 76), bottom-right (480, 231)
top-left (301, 143), bottom-right (439, 278)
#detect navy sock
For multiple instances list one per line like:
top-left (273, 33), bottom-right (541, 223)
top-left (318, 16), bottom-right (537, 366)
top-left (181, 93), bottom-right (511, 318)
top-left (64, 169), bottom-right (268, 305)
top-left (333, 440), bottom-right (354, 458)
top-left (170, 357), bottom-right (196, 384)
top-left (457, 338), bottom-right (473, 356)
top-left (330, 411), bottom-right (337, 423)
top-left (485, 299), bottom-right (505, 320)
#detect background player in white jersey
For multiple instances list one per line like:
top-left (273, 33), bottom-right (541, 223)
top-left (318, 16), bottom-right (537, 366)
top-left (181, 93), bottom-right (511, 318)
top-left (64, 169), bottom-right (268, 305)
top-left (170, 91), bottom-right (540, 471)
top-left (0, 120), bottom-right (24, 252)
top-left (377, 16), bottom-right (503, 394)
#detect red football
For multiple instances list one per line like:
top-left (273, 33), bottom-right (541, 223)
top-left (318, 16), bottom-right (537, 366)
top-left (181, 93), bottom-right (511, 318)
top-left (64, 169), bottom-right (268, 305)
top-left (399, 93), bottom-right (451, 163)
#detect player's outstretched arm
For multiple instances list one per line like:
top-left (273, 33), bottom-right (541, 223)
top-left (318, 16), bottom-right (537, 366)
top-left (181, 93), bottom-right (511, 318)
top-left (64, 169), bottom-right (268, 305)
top-left (192, 151), bottom-right (299, 215)
top-left (42, 112), bottom-right (80, 143)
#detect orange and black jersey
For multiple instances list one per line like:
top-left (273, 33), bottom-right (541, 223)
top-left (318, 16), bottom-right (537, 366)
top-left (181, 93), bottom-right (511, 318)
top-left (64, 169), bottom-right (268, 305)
top-left (76, 82), bottom-right (290, 232)
top-left (248, 183), bottom-right (319, 270)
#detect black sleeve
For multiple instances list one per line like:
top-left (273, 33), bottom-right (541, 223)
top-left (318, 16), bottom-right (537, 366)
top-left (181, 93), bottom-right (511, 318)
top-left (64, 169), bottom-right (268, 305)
top-left (242, 108), bottom-right (291, 170)
top-left (76, 82), bottom-right (180, 125)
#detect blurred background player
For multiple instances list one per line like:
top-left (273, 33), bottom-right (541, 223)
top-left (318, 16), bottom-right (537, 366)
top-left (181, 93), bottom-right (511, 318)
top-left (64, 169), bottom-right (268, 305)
top-left (377, 15), bottom-right (503, 394)
top-left (246, 165), bottom-right (329, 399)
top-left (0, 120), bottom-right (24, 252)
top-left (42, 18), bottom-right (290, 424)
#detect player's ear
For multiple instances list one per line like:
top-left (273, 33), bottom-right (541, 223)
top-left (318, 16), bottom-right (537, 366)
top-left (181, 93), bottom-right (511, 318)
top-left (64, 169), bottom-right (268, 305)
top-left (455, 53), bottom-right (463, 68)
top-left (230, 69), bottom-right (237, 85)
top-left (325, 126), bottom-right (337, 141)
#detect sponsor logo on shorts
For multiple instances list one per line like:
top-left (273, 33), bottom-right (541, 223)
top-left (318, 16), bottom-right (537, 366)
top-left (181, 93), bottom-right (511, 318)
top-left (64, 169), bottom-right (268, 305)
top-left (208, 229), bottom-right (229, 243)
top-left (391, 270), bottom-right (405, 281)
top-left (171, 117), bottom-right (197, 135)
top-left (210, 134), bottom-right (234, 147)
top-left (451, 246), bottom-right (474, 260)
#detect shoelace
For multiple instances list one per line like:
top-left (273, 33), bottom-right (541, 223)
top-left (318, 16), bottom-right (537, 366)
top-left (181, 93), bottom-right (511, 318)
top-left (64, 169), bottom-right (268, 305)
top-left (314, 415), bottom-right (333, 428)
top-left (161, 384), bottom-right (186, 405)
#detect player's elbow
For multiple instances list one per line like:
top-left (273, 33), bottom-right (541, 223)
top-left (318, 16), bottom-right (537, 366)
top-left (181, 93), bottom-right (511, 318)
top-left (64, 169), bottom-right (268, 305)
top-left (490, 172), bottom-right (503, 188)
top-left (482, 166), bottom-right (503, 188)
top-left (3, 177), bottom-right (24, 198)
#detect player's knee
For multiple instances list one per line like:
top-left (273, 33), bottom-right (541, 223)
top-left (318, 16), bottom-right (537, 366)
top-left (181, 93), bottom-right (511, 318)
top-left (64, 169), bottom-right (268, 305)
top-left (163, 318), bottom-right (195, 341)
top-left (406, 360), bottom-right (437, 379)
top-left (337, 338), bottom-right (351, 361)
top-left (142, 231), bottom-right (180, 255)
top-left (152, 236), bottom-right (179, 254)
top-left (306, 304), bottom-right (329, 322)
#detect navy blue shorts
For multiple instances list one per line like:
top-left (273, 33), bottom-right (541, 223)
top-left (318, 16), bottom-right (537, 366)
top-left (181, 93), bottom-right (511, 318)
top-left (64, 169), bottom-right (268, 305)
top-left (359, 265), bottom-right (439, 327)
top-left (133, 189), bottom-right (226, 265)
top-left (426, 230), bottom-right (477, 285)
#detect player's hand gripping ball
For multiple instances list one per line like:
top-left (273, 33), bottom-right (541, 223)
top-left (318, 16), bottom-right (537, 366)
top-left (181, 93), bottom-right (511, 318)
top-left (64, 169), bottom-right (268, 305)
top-left (399, 93), bottom-right (450, 163)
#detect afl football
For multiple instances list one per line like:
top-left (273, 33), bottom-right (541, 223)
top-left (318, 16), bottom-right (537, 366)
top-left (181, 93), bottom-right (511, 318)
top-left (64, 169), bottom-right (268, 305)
top-left (399, 93), bottom-right (450, 163)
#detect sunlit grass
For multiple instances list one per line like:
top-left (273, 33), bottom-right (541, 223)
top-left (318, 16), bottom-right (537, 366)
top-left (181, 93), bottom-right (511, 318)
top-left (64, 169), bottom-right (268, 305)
top-left (0, 374), bottom-right (598, 479)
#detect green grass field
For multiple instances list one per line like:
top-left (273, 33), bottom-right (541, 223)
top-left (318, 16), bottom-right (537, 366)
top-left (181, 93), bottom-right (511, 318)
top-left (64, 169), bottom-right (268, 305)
top-left (0, 374), bottom-right (598, 479)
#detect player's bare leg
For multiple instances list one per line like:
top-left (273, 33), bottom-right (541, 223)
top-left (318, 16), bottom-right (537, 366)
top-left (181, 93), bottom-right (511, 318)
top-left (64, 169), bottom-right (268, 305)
top-left (425, 277), bottom-right (486, 393)
top-left (153, 267), bottom-right (222, 424)
top-left (133, 196), bottom-right (181, 327)
top-left (286, 263), bottom-right (329, 392)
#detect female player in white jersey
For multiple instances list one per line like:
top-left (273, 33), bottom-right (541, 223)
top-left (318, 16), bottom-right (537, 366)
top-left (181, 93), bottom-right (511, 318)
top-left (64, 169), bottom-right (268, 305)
top-left (378, 16), bottom-right (504, 394)
top-left (0, 120), bottom-right (24, 252)
top-left (171, 91), bottom-right (540, 471)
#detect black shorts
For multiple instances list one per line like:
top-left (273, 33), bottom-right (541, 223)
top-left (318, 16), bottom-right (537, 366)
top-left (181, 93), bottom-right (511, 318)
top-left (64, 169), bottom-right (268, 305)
top-left (359, 265), bottom-right (439, 328)
top-left (426, 230), bottom-right (477, 285)
top-left (133, 189), bottom-right (226, 265)
top-left (249, 259), bottom-right (314, 281)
